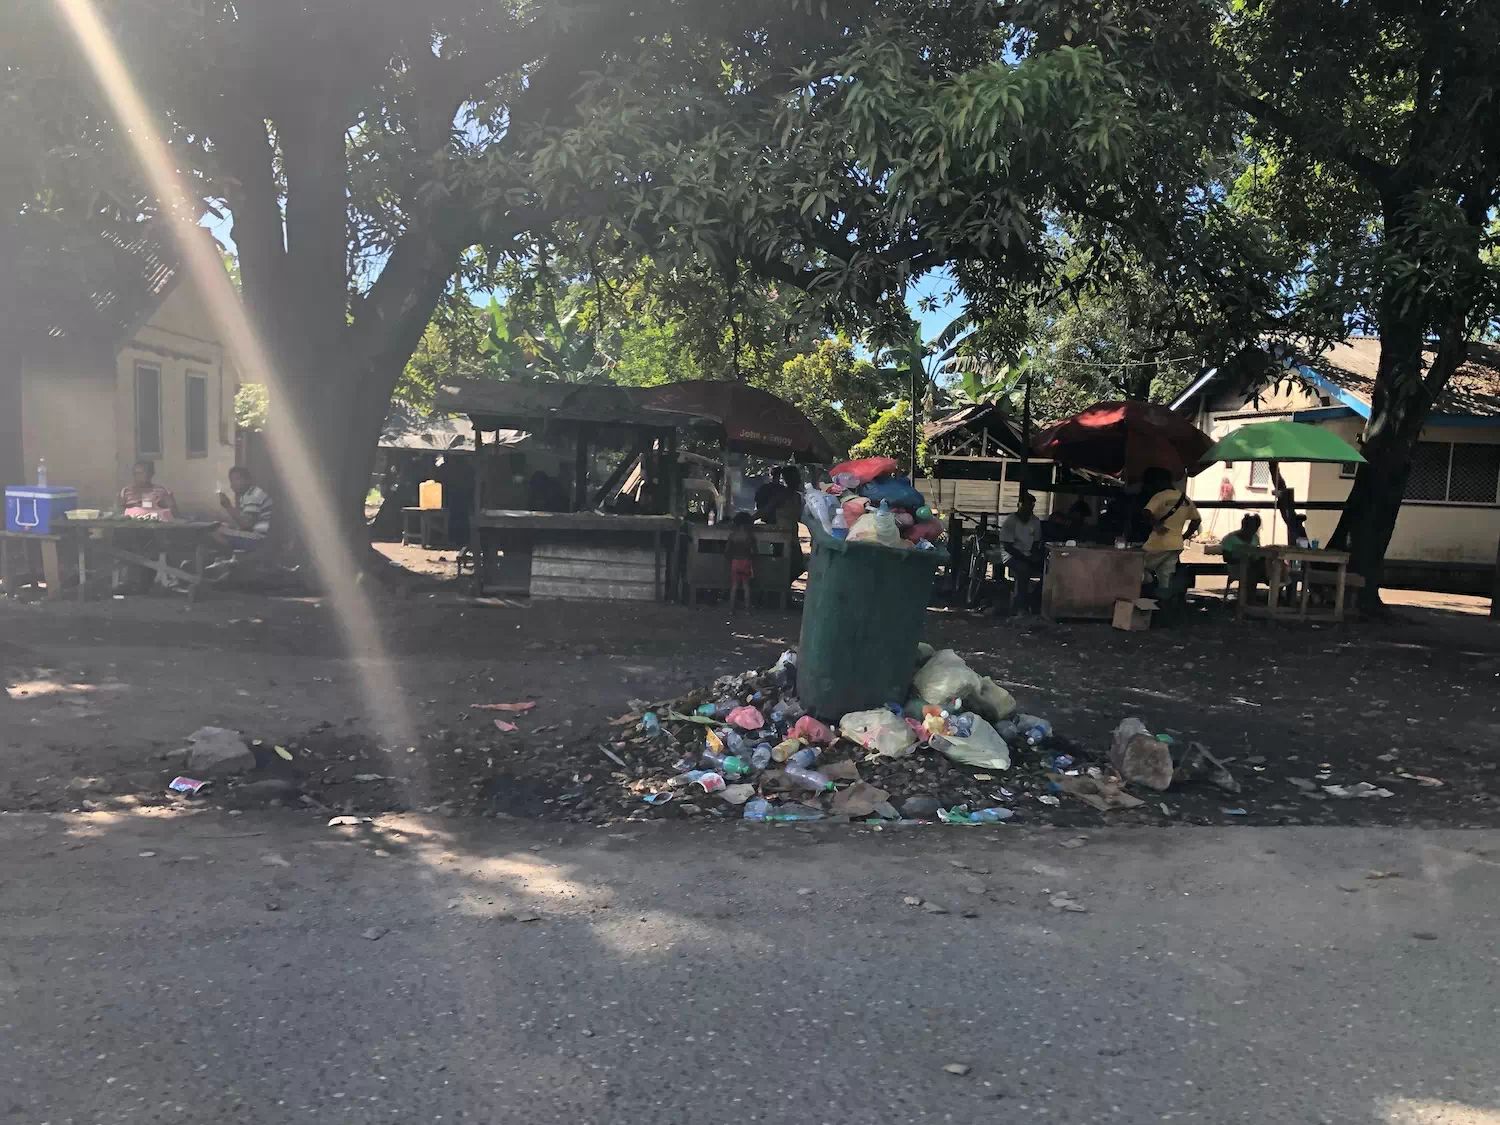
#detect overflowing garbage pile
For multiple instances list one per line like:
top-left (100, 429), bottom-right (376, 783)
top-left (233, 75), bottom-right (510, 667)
top-left (608, 646), bottom-right (1096, 823)
top-left (801, 456), bottom-right (944, 549)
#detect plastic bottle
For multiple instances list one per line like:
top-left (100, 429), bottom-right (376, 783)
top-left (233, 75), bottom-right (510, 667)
top-left (787, 746), bottom-right (819, 769)
top-left (743, 797), bottom-right (771, 821)
top-left (1021, 717), bottom-right (1053, 746)
top-left (948, 713), bottom-right (975, 738)
top-left (701, 748), bottom-right (749, 776)
top-left (723, 730), bottom-right (746, 755)
top-left (750, 743), bottom-right (773, 770)
top-left (695, 703), bottom-right (717, 717)
top-left (669, 769), bottom-right (718, 789)
top-left (769, 703), bottom-right (787, 725)
top-left (745, 798), bottom-right (825, 822)
top-left (784, 764), bottom-right (834, 792)
top-left (640, 712), bottom-right (661, 736)
top-left (831, 506), bottom-right (849, 540)
top-left (35, 457), bottom-right (47, 487)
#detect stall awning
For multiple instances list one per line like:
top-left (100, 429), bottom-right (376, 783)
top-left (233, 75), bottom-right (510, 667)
top-left (434, 380), bottom-right (699, 431)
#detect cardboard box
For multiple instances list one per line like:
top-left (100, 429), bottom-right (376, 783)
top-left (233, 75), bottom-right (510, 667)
top-left (1112, 597), bottom-right (1157, 631)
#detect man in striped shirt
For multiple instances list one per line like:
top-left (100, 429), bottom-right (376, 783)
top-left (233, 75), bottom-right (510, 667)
top-left (214, 465), bottom-right (273, 550)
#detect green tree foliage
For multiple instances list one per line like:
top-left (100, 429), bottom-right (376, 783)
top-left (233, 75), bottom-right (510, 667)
top-left (757, 337), bottom-right (892, 455)
top-left (850, 400), bottom-right (933, 476)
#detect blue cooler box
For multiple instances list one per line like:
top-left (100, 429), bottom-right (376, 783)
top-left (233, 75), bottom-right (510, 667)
top-left (5, 486), bottom-right (78, 534)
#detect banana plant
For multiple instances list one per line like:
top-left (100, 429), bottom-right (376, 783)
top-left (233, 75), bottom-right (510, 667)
top-left (866, 311), bottom-right (976, 471)
top-left (479, 297), bottom-right (616, 383)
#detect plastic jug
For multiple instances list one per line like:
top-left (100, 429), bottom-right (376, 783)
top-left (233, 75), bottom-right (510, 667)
top-left (419, 480), bottom-right (443, 509)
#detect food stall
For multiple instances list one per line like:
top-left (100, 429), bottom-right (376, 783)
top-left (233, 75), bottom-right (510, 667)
top-left (433, 379), bottom-right (833, 603)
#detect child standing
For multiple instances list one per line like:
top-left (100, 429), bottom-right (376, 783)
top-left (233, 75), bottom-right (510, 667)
top-left (725, 511), bottom-right (757, 612)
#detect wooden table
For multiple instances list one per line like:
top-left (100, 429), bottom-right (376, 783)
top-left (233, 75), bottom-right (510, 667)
top-left (1041, 545), bottom-right (1146, 620)
top-left (63, 518), bottom-right (221, 604)
top-left (0, 531), bottom-right (65, 599)
top-left (1237, 546), bottom-right (1351, 623)
top-left (401, 507), bottom-right (450, 548)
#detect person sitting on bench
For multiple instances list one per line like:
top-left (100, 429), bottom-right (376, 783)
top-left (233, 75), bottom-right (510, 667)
top-left (996, 492), bottom-right (1045, 613)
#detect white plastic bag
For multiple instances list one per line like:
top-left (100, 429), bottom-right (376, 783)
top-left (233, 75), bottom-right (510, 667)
top-left (912, 649), bottom-right (982, 705)
top-left (931, 713), bottom-right (1011, 771)
top-left (846, 507), bottom-right (904, 549)
top-left (839, 709), bottom-right (918, 758)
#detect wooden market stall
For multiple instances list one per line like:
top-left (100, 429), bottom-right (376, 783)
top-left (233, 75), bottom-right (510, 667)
top-left (433, 379), bottom-right (834, 604)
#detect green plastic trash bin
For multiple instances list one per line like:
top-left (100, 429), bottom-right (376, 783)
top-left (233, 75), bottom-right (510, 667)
top-left (796, 521), bottom-right (944, 719)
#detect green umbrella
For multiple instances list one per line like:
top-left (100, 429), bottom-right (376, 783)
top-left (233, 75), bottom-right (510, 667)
top-left (1199, 421), bottom-right (1365, 465)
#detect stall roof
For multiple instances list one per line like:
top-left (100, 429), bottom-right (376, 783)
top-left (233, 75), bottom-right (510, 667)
top-left (434, 379), bottom-right (699, 430)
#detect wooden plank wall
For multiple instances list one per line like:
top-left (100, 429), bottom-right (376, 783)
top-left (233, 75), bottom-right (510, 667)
top-left (530, 541), bottom-right (661, 601)
top-left (915, 478), bottom-right (1049, 517)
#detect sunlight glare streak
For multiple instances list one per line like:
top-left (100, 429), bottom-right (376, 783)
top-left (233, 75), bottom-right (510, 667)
top-left (52, 0), bottom-right (417, 760)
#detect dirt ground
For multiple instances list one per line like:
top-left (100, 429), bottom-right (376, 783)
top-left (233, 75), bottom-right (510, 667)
top-left (3, 542), bottom-right (1498, 830)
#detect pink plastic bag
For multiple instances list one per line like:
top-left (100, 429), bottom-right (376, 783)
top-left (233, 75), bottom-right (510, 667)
top-left (726, 705), bottom-right (765, 731)
top-left (904, 716), bottom-right (931, 745)
top-left (841, 497), bottom-right (870, 528)
top-left (791, 715), bottom-right (835, 745)
top-left (829, 457), bottom-right (899, 485)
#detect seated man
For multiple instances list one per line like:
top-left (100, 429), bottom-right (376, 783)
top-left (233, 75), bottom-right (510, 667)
top-left (996, 491), bottom-right (1045, 613)
top-left (1141, 468), bottom-right (1201, 595)
top-left (118, 460), bottom-right (177, 517)
top-left (213, 465), bottom-right (273, 551)
top-left (1219, 513), bottom-right (1265, 589)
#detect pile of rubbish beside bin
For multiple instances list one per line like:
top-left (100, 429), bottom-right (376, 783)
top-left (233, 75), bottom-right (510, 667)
top-left (607, 645), bottom-right (1125, 824)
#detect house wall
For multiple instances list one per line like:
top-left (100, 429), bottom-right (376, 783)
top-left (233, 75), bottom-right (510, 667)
top-left (20, 283), bottom-right (236, 515)
top-left (20, 353), bottom-right (119, 508)
top-left (113, 284), bottom-right (236, 516)
top-left (1184, 382), bottom-right (1500, 568)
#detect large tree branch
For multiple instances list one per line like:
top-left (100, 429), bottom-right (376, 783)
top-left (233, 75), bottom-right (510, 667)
top-left (1224, 86), bottom-right (1394, 191)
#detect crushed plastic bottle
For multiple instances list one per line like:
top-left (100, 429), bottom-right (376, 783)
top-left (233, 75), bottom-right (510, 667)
top-left (743, 797), bottom-right (825, 822)
top-left (1019, 717), bottom-right (1053, 746)
top-left (669, 769), bottom-right (721, 790)
top-left (701, 748), bottom-right (749, 776)
top-left (787, 746), bottom-right (819, 769)
top-left (970, 807), bottom-right (1015, 823)
top-left (784, 764), bottom-right (834, 792)
top-left (750, 743), bottom-right (773, 771)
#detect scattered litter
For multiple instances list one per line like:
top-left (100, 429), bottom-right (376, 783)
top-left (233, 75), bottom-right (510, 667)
top-left (1110, 717), bottom-right (1172, 791)
top-left (902, 895), bottom-right (923, 907)
top-left (472, 701), bottom-right (537, 713)
top-left (328, 815), bottom-right (372, 827)
top-left (1396, 771), bottom-right (1445, 788)
top-left (921, 901), bottom-right (949, 915)
top-left (1037, 794), bottom-right (1061, 807)
top-left (943, 1063), bottom-right (972, 1076)
top-left (353, 774), bottom-right (386, 783)
top-left (1221, 807), bottom-right (1248, 816)
top-left (640, 792), bottom-right (674, 805)
top-left (167, 776), bottom-right (209, 796)
top-left (260, 853), bottom-right (291, 867)
top-left (1366, 870), bottom-right (1402, 880)
top-left (1175, 742), bottom-right (1240, 794)
top-left (1058, 836), bottom-right (1088, 849)
top-left (273, 745), bottom-right (294, 761)
top-left (1049, 893), bottom-right (1087, 913)
top-left (599, 745), bottom-right (628, 768)
top-left (137, 850), bottom-right (157, 858)
top-left (719, 783), bottom-right (756, 807)
top-left (493, 719), bottom-right (519, 733)
top-left (829, 781), bottom-right (890, 818)
top-left (360, 927), bottom-right (388, 941)
top-left (1322, 783), bottom-right (1395, 799)
top-left (1411, 931), bottom-right (1439, 941)
top-left (1052, 773), bottom-right (1143, 812)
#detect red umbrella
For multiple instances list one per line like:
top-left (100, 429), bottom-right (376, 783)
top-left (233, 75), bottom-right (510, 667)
top-left (1031, 401), bottom-right (1212, 480)
top-left (635, 381), bottom-right (836, 462)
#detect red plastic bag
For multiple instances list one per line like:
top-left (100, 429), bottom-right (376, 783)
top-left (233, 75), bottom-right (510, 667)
top-left (829, 457), bottom-right (899, 486)
top-left (841, 496), bottom-right (870, 528)
top-left (791, 715), bottom-right (835, 745)
top-left (726, 706), bottom-right (765, 731)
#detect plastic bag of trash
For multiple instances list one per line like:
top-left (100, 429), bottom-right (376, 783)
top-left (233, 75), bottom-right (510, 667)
top-left (847, 503), bottom-right (904, 549)
top-left (829, 456), bottom-right (899, 485)
top-left (839, 709), bottom-right (918, 758)
top-left (912, 649), bottom-right (982, 706)
top-left (968, 677), bottom-right (1017, 723)
top-left (930, 713), bottom-right (1011, 771)
top-left (1109, 716), bottom-right (1173, 791)
top-left (859, 476), bottom-right (925, 511)
top-left (915, 642), bottom-right (935, 665)
top-left (801, 485), bottom-right (838, 534)
top-left (790, 715), bottom-right (835, 745)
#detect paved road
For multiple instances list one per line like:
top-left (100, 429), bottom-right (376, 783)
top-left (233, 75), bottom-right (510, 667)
top-left (3, 812), bottom-right (1499, 1124)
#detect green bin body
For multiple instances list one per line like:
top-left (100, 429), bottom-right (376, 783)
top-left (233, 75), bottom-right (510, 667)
top-left (796, 522), bottom-right (943, 719)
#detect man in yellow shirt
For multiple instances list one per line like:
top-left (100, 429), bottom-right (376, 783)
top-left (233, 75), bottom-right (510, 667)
top-left (1141, 469), bottom-right (1201, 592)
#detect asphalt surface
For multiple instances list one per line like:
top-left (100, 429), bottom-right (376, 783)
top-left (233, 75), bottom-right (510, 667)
top-left (4, 811), bottom-right (1500, 1124)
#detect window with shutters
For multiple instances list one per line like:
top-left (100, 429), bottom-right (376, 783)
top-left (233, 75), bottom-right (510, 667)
top-left (135, 364), bottom-right (161, 457)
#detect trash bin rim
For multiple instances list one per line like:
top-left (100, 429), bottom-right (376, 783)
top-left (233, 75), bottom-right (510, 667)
top-left (806, 518), bottom-right (947, 564)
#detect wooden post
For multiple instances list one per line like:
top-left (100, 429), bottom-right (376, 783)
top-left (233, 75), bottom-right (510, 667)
top-left (573, 424), bottom-right (591, 512)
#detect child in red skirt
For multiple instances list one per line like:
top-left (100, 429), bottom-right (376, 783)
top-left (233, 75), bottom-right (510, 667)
top-left (725, 511), bottom-right (757, 612)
